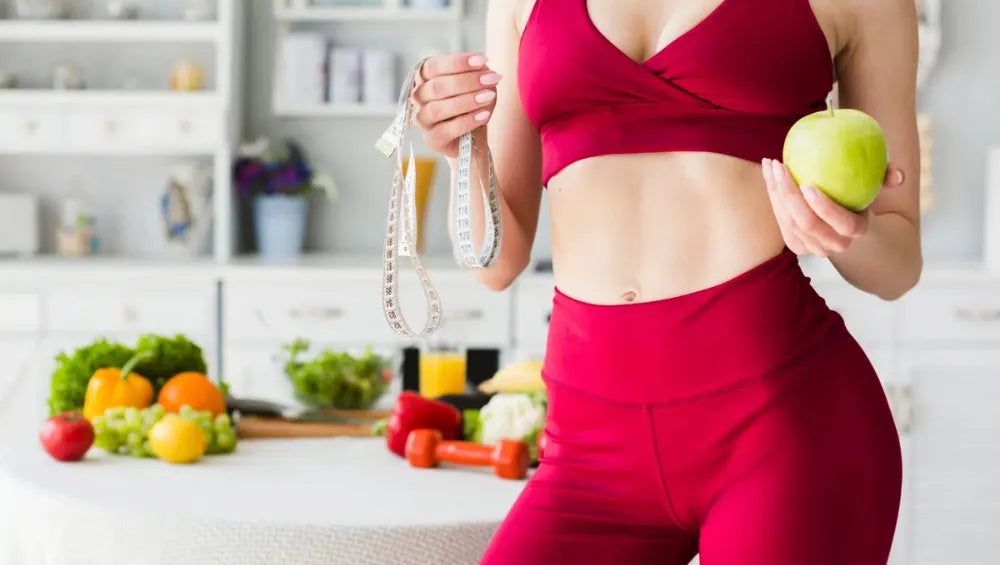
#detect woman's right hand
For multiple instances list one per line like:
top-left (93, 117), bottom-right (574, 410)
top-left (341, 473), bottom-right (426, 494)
top-left (411, 52), bottom-right (501, 158)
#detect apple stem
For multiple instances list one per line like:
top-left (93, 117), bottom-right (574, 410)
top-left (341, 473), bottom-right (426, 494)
top-left (827, 97), bottom-right (835, 117)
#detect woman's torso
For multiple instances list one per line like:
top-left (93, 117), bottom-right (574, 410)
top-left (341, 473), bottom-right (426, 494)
top-left (514, 0), bottom-right (844, 304)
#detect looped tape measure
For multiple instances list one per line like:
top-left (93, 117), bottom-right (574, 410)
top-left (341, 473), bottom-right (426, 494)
top-left (375, 57), bottom-right (503, 337)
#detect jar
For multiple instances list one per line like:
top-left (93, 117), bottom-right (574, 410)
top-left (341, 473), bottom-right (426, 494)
top-left (56, 197), bottom-right (98, 257)
top-left (170, 60), bottom-right (206, 92)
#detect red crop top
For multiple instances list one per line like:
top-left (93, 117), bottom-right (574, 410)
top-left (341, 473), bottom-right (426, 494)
top-left (518, 0), bottom-right (835, 186)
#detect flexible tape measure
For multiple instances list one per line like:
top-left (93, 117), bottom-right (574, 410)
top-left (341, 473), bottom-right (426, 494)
top-left (375, 57), bottom-right (503, 337)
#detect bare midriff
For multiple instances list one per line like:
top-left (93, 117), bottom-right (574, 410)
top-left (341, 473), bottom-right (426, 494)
top-left (545, 151), bottom-right (786, 305)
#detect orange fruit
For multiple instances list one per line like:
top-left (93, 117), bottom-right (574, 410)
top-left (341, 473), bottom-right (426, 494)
top-left (157, 372), bottom-right (226, 416)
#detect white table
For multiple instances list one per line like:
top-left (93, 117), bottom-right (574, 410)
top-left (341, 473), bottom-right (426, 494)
top-left (0, 377), bottom-right (527, 565)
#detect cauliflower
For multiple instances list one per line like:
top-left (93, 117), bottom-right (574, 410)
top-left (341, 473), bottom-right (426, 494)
top-left (476, 393), bottom-right (547, 458)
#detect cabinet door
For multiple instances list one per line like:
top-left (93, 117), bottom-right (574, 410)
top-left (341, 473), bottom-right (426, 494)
top-left (0, 337), bottom-right (42, 405)
top-left (897, 349), bottom-right (1000, 564)
top-left (512, 275), bottom-right (554, 358)
top-left (221, 342), bottom-right (296, 406)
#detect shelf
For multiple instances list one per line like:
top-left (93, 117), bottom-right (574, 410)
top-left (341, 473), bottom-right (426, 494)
top-left (0, 254), bottom-right (219, 282)
top-left (0, 19), bottom-right (220, 43)
top-left (0, 90), bottom-right (223, 107)
top-left (274, 5), bottom-right (461, 22)
top-left (0, 145), bottom-right (218, 157)
top-left (273, 102), bottom-right (397, 118)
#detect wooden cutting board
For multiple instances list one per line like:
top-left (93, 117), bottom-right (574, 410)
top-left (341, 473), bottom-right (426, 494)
top-left (237, 417), bottom-right (375, 439)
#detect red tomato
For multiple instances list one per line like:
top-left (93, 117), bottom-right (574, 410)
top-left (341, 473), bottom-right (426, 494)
top-left (40, 412), bottom-right (94, 462)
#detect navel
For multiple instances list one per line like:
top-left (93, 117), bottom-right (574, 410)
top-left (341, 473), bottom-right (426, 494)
top-left (621, 289), bottom-right (638, 303)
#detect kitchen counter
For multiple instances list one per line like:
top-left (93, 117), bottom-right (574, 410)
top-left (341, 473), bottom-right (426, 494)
top-left (0, 377), bottom-right (526, 565)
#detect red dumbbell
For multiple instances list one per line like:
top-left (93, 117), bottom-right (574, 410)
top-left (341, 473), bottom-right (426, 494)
top-left (405, 428), bottom-right (530, 480)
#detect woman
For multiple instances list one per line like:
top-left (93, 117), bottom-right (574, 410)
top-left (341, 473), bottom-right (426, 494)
top-left (411, 0), bottom-right (920, 563)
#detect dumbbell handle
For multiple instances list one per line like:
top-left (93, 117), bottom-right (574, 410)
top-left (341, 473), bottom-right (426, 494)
top-left (434, 441), bottom-right (497, 467)
top-left (406, 429), bottom-right (530, 479)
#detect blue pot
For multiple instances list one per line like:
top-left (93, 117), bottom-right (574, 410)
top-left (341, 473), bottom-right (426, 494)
top-left (254, 194), bottom-right (308, 261)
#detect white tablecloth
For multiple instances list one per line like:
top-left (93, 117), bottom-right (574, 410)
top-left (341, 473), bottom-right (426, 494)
top-left (0, 377), bottom-right (527, 565)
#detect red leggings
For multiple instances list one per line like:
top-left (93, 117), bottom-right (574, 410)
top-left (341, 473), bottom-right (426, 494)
top-left (481, 250), bottom-right (902, 565)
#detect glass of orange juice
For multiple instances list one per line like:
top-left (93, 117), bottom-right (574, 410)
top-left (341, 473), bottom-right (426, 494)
top-left (419, 343), bottom-right (467, 399)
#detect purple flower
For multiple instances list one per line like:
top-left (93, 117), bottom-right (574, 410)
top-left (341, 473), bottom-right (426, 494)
top-left (232, 139), bottom-right (319, 197)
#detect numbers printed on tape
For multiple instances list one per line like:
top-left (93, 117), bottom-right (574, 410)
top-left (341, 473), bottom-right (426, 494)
top-left (375, 57), bottom-right (502, 337)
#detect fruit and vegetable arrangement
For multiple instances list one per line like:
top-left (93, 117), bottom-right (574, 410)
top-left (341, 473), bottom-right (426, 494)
top-left (40, 334), bottom-right (237, 465)
top-left (48, 334), bottom-right (213, 417)
top-left (374, 358), bottom-right (548, 481)
top-left (92, 405), bottom-right (236, 462)
top-left (283, 339), bottom-right (393, 410)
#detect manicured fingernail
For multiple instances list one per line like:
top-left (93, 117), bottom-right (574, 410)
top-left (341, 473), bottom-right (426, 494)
top-left (474, 90), bottom-right (496, 103)
top-left (895, 169), bottom-right (905, 185)
top-left (803, 185), bottom-right (819, 201)
top-left (479, 72), bottom-right (502, 85)
top-left (468, 54), bottom-right (487, 68)
top-left (761, 158), bottom-right (770, 168)
top-left (772, 160), bottom-right (784, 181)
top-left (474, 110), bottom-right (491, 121)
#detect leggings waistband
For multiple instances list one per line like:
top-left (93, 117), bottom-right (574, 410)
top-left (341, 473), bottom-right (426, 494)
top-left (542, 248), bottom-right (843, 404)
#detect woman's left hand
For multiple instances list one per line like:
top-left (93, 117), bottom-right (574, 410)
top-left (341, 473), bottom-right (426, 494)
top-left (761, 158), bottom-right (906, 257)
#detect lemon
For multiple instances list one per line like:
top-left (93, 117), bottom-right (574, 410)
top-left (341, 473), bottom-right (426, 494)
top-left (149, 414), bottom-right (207, 464)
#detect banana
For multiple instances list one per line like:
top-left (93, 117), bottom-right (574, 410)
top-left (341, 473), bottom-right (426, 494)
top-left (478, 359), bottom-right (545, 394)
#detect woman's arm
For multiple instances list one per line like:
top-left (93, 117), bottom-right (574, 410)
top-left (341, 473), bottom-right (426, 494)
top-left (763, 0), bottom-right (922, 301)
top-left (829, 0), bottom-right (922, 299)
top-left (415, 0), bottom-right (543, 292)
top-left (461, 0), bottom-right (544, 291)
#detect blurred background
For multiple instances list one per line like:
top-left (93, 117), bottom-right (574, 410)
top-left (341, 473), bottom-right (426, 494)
top-left (0, 1), bottom-right (997, 565)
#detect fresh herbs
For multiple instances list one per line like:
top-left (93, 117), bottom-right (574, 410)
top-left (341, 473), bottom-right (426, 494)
top-left (47, 334), bottom-right (215, 417)
top-left (132, 334), bottom-right (209, 394)
top-left (283, 339), bottom-right (391, 410)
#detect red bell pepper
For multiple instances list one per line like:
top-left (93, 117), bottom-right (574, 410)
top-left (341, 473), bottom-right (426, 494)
top-left (386, 391), bottom-right (462, 457)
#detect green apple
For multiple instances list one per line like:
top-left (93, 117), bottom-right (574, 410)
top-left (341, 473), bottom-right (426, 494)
top-left (782, 101), bottom-right (889, 212)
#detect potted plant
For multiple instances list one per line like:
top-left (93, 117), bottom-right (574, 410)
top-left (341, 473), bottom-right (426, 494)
top-left (233, 138), bottom-right (336, 260)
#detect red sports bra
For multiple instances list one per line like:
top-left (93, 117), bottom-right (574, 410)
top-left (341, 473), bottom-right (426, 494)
top-left (518, 0), bottom-right (835, 186)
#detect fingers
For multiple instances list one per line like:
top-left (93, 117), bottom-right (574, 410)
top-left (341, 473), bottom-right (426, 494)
top-left (883, 164), bottom-right (906, 188)
top-left (802, 185), bottom-right (869, 238)
top-left (769, 160), bottom-right (851, 254)
top-left (423, 109), bottom-right (492, 154)
top-left (414, 69), bottom-right (501, 105)
top-left (416, 89), bottom-right (496, 129)
top-left (419, 52), bottom-right (488, 82)
top-left (762, 158), bottom-right (809, 255)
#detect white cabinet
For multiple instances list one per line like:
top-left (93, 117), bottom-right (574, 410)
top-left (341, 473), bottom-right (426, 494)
top-left (222, 342), bottom-right (295, 405)
top-left (0, 286), bottom-right (44, 404)
top-left (46, 282), bottom-right (217, 337)
top-left (895, 349), bottom-right (1000, 565)
top-left (224, 278), bottom-right (383, 345)
top-left (512, 275), bottom-right (554, 356)
top-left (0, 338), bottom-right (40, 405)
top-left (223, 273), bottom-right (511, 354)
top-left (0, 108), bottom-right (64, 151)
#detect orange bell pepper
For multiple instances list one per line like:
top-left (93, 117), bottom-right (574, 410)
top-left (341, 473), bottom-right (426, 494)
top-left (82, 350), bottom-right (155, 421)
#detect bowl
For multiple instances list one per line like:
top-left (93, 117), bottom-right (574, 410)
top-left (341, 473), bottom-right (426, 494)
top-left (284, 344), bottom-right (399, 411)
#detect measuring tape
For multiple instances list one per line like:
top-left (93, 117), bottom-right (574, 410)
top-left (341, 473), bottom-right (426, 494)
top-left (375, 57), bottom-right (503, 337)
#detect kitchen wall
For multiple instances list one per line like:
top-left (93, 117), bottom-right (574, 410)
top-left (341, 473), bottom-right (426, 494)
top-left (1, 1), bottom-right (997, 261)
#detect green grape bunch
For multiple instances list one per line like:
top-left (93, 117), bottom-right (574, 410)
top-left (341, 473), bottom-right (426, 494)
top-left (93, 404), bottom-right (238, 458)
